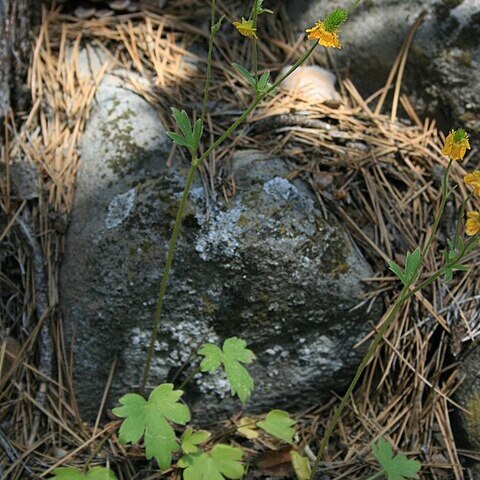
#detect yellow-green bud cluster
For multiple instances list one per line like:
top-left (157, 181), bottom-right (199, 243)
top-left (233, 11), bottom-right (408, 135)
top-left (323, 8), bottom-right (349, 32)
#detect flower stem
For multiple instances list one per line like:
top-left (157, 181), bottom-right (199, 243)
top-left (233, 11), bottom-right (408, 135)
top-left (201, 0), bottom-right (216, 124)
top-left (309, 286), bottom-right (409, 479)
top-left (453, 193), bottom-right (472, 249)
top-left (194, 43), bottom-right (317, 168)
top-left (141, 41), bottom-right (318, 393)
top-left (422, 159), bottom-right (453, 259)
top-left (140, 163), bottom-right (197, 393)
top-left (252, 0), bottom-right (259, 93)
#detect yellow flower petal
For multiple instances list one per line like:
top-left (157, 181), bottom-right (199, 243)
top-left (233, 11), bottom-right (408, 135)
top-left (233, 17), bottom-right (258, 39)
top-left (306, 21), bottom-right (341, 49)
top-left (464, 170), bottom-right (480, 196)
top-left (466, 211), bottom-right (480, 236)
top-left (441, 129), bottom-right (470, 161)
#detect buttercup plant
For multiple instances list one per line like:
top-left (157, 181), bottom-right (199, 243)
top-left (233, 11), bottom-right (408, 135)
top-left (309, 127), bottom-right (478, 479)
top-left (48, 0), bottom-right (479, 478)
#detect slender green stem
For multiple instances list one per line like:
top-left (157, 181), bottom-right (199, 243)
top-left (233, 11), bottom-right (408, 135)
top-left (454, 193), bottom-right (472, 249)
top-left (410, 235), bottom-right (477, 296)
top-left (194, 43), bottom-right (317, 169)
top-left (309, 287), bottom-right (409, 479)
top-left (422, 159), bottom-right (453, 259)
top-left (140, 164), bottom-right (197, 393)
top-left (179, 364), bottom-right (202, 390)
top-left (252, 0), bottom-right (259, 93)
top-left (141, 41), bottom-right (318, 392)
top-left (309, 227), bottom-right (476, 478)
top-left (201, 0), bottom-right (216, 124)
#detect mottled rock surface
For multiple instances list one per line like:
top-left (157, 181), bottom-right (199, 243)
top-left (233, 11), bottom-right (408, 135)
top-left (453, 346), bottom-right (480, 475)
top-left (61, 70), bottom-right (382, 422)
top-left (286, 0), bottom-right (480, 134)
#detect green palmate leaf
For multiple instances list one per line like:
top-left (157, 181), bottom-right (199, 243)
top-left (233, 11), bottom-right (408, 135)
top-left (167, 108), bottom-right (202, 156)
top-left (257, 409), bottom-right (295, 443)
top-left (171, 108), bottom-right (193, 143)
top-left (167, 132), bottom-right (192, 148)
top-left (112, 383), bottom-right (190, 470)
top-left (50, 467), bottom-right (117, 480)
top-left (387, 259), bottom-right (406, 284)
top-left (290, 451), bottom-right (311, 480)
top-left (372, 438), bottom-right (421, 480)
top-left (388, 248), bottom-right (422, 286)
top-left (199, 337), bottom-right (255, 403)
top-left (178, 444), bottom-right (244, 480)
top-left (181, 427), bottom-right (211, 454)
top-left (232, 63), bottom-right (256, 88)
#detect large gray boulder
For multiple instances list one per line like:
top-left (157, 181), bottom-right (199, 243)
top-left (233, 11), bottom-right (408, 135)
top-left (61, 70), bottom-right (382, 422)
top-left (286, 0), bottom-right (480, 134)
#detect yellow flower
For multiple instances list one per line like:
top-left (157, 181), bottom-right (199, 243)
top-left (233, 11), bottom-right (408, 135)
top-left (306, 21), bottom-right (342, 48)
top-left (466, 211), bottom-right (480, 236)
top-left (442, 128), bottom-right (470, 161)
top-left (464, 170), bottom-right (480, 196)
top-left (233, 18), bottom-right (258, 39)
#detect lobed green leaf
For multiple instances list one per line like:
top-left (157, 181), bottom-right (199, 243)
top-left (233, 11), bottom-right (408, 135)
top-left (232, 63), bottom-right (256, 88)
top-left (50, 467), bottom-right (117, 480)
top-left (181, 427), bottom-right (211, 454)
top-left (112, 384), bottom-right (190, 470)
top-left (387, 259), bottom-right (405, 285)
top-left (290, 451), bottom-right (311, 480)
top-left (199, 337), bottom-right (256, 404)
top-left (171, 108), bottom-right (193, 143)
top-left (372, 438), bottom-right (421, 480)
top-left (257, 409), bottom-right (295, 443)
top-left (179, 444), bottom-right (244, 480)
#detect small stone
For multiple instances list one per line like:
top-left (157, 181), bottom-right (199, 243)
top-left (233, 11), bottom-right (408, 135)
top-left (109, 0), bottom-right (131, 10)
top-left (279, 65), bottom-right (341, 105)
top-left (74, 6), bottom-right (96, 19)
top-left (94, 9), bottom-right (115, 18)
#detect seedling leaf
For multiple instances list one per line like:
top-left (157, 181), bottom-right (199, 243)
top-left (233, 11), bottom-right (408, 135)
top-left (199, 337), bottom-right (255, 403)
top-left (181, 427), bottom-right (211, 454)
top-left (167, 131), bottom-right (192, 148)
top-left (372, 438), bottom-right (421, 480)
top-left (178, 444), bottom-right (244, 480)
top-left (50, 467), bottom-right (117, 480)
top-left (405, 248), bottom-right (421, 283)
top-left (232, 63), bottom-right (256, 88)
top-left (113, 383), bottom-right (190, 470)
top-left (387, 259), bottom-right (405, 284)
top-left (290, 451), bottom-right (311, 480)
top-left (168, 108), bottom-right (202, 156)
top-left (171, 108), bottom-right (193, 142)
top-left (257, 409), bottom-right (295, 443)
top-left (192, 119), bottom-right (204, 149)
